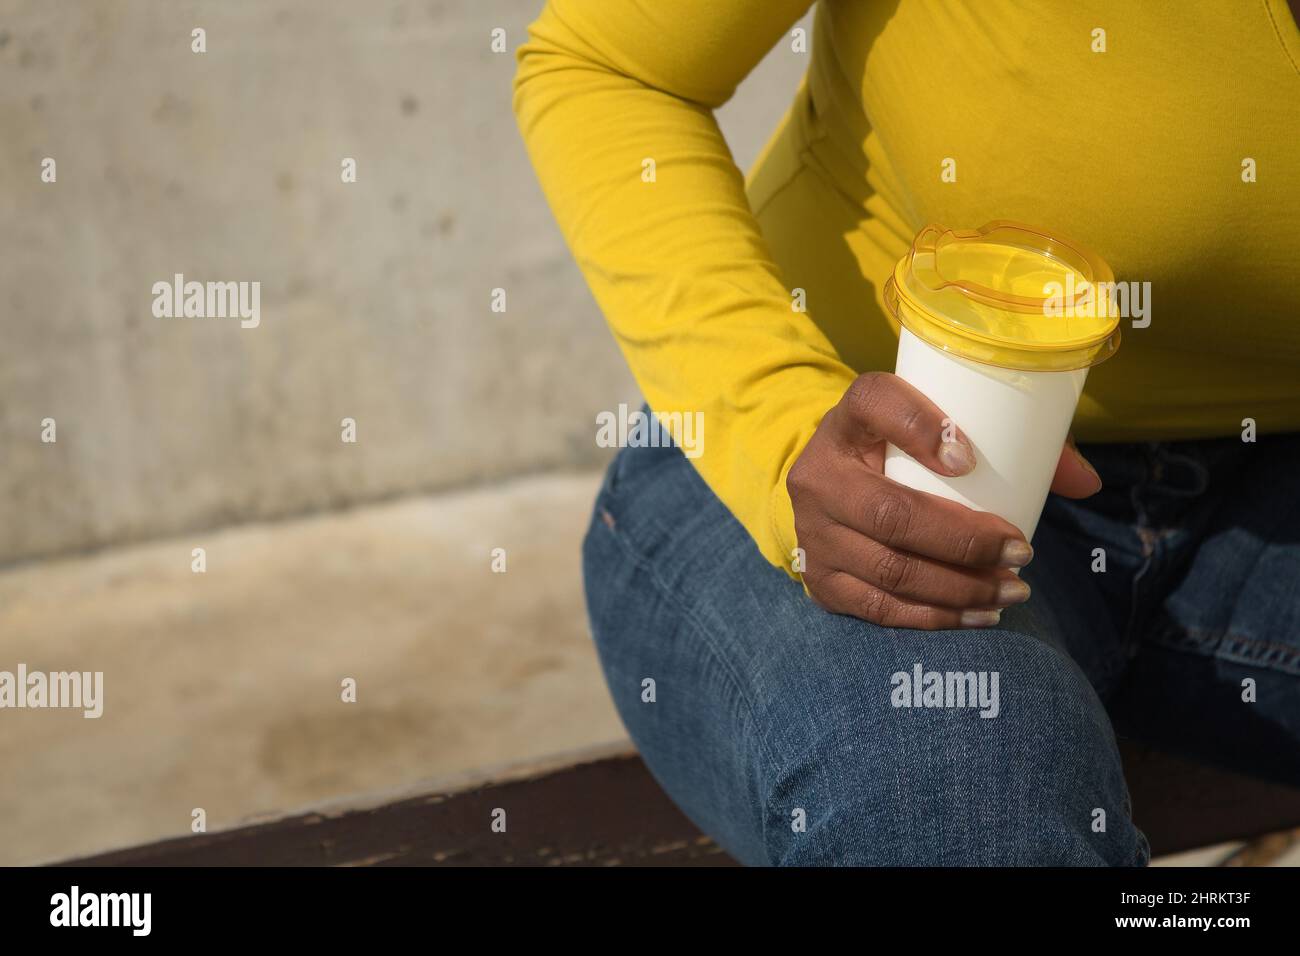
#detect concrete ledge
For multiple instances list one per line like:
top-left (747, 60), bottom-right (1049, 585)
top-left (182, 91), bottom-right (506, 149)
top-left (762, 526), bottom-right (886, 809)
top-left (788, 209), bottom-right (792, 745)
top-left (0, 469), bottom-right (625, 865)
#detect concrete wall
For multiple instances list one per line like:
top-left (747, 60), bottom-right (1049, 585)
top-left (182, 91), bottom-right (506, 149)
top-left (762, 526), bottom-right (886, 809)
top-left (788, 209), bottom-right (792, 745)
top-left (0, 0), bottom-right (811, 565)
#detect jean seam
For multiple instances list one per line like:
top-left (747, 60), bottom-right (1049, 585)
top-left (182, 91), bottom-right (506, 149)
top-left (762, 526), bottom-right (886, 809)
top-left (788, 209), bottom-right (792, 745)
top-left (1123, 491), bottom-right (1158, 650)
top-left (1133, 828), bottom-right (1152, 866)
top-left (598, 515), bottom-right (799, 865)
top-left (1142, 624), bottom-right (1300, 676)
top-left (1135, 463), bottom-right (1300, 675)
top-left (592, 503), bottom-right (788, 783)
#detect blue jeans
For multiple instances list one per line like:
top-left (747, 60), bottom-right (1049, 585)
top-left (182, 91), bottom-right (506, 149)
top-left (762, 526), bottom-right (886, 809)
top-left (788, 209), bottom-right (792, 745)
top-left (581, 429), bottom-right (1300, 866)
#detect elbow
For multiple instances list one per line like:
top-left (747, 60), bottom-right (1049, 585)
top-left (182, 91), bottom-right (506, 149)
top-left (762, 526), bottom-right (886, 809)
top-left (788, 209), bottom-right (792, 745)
top-left (511, 6), bottom-right (621, 125)
top-left (510, 8), bottom-right (574, 124)
top-left (510, 38), bottom-right (541, 120)
top-left (511, 37), bottom-right (568, 133)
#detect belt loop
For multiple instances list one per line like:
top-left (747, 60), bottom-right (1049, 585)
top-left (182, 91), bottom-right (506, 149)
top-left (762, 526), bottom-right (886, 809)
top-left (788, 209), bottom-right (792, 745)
top-left (1163, 446), bottom-right (1209, 496)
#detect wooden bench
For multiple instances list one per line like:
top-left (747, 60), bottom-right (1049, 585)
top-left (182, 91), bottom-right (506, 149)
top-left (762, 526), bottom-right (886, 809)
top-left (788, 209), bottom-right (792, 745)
top-left (60, 740), bottom-right (1300, 866)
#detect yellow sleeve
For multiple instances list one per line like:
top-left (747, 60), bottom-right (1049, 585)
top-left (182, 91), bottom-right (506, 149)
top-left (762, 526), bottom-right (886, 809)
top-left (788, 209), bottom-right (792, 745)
top-left (513, 0), bottom-right (857, 577)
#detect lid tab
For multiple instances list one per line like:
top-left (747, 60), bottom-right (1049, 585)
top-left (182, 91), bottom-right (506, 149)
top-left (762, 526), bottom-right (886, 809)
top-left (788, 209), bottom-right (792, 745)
top-left (883, 221), bottom-right (1122, 371)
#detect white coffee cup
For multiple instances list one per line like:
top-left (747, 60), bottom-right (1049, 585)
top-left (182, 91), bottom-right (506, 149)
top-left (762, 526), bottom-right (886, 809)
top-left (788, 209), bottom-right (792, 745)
top-left (882, 222), bottom-right (1122, 543)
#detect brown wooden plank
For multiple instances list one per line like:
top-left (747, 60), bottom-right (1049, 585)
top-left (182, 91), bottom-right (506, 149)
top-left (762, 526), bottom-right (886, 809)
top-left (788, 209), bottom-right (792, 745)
top-left (57, 743), bottom-right (1300, 866)
top-left (1118, 741), bottom-right (1300, 856)
top-left (60, 751), bottom-right (735, 867)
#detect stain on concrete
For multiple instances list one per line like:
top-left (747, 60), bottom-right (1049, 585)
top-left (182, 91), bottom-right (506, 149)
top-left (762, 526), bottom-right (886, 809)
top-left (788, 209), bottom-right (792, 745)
top-left (18, 34), bottom-right (55, 70)
top-left (152, 93), bottom-right (192, 125)
top-left (257, 703), bottom-right (446, 793)
top-left (506, 654), bottom-right (567, 683)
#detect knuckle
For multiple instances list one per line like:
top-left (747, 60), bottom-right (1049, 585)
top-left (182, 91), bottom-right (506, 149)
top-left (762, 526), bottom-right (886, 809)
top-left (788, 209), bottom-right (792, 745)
top-left (954, 526), bottom-right (989, 565)
top-left (897, 401), bottom-right (927, 440)
top-left (856, 587), bottom-right (891, 623)
top-left (786, 465), bottom-right (808, 505)
top-left (872, 548), bottom-right (912, 594)
top-left (869, 490), bottom-right (912, 544)
top-left (845, 372), bottom-right (887, 422)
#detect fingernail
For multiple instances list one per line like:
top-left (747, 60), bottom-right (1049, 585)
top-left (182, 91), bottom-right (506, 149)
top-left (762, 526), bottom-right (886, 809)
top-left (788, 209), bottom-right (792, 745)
top-left (1072, 445), bottom-right (1103, 488)
top-left (999, 539), bottom-right (1034, 568)
top-left (960, 609), bottom-right (1002, 628)
top-left (938, 440), bottom-right (976, 475)
top-left (997, 578), bottom-right (1031, 606)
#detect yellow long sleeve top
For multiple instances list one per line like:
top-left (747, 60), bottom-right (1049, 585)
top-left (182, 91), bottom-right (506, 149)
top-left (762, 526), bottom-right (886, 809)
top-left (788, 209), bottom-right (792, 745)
top-left (513, 0), bottom-right (1300, 576)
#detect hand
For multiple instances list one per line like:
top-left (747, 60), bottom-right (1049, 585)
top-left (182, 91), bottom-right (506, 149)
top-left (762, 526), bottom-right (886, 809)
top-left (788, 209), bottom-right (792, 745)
top-left (787, 372), bottom-right (1101, 629)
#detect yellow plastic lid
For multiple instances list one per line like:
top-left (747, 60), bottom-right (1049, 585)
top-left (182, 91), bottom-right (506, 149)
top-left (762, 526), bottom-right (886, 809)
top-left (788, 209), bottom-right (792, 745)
top-left (883, 221), bottom-right (1122, 371)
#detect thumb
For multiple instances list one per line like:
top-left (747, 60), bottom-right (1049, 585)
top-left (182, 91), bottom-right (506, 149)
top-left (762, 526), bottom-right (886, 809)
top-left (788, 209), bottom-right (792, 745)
top-left (1051, 435), bottom-right (1103, 498)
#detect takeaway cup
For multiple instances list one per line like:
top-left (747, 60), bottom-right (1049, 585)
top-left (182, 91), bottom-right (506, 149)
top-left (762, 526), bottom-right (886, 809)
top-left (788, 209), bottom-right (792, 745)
top-left (881, 221), bottom-right (1122, 543)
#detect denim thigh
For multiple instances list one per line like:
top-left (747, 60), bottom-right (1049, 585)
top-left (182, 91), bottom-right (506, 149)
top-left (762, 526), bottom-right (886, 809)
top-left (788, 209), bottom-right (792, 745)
top-left (582, 441), bottom-right (1148, 866)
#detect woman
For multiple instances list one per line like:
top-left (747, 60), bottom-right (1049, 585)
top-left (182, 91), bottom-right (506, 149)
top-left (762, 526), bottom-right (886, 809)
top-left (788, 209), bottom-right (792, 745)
top-left (512, 0), bottom-right (1300, 865)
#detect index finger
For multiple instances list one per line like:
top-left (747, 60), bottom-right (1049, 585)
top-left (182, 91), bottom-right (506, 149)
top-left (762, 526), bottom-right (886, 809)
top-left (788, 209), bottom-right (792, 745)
top-left (835, 372), bottom-right (976, 477)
